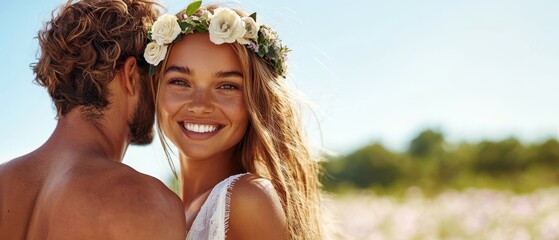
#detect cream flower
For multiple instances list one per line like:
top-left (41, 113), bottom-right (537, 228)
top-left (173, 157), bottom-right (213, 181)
top-left (200, 9), bottom-right (213, 20)
top-left (143, 42), bottom-right (168, 66)
top-left (208, 8), bottom-right (246, 44)
top-left (151, 14), bottom-right (181, 45)
top-left (237, 16), bottom-right (259, 44)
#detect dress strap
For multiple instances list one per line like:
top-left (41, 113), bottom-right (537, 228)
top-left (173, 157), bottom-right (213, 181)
top-left (223, 173), bottom-right (250, 236)
top-left (187, 173), bottom-right (250, 240)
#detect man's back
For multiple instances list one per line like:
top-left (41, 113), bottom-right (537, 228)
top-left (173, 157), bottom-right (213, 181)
top-left (0, 147), bottom-right (186, 239)
top-left (0, 0), bottom-right (188, 238)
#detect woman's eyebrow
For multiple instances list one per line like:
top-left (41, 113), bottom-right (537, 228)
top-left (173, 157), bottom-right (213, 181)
top-left (215, 70), bottom-right (243, 78)
top-left (164, 66), bottom-right (243, 78)
top-left (165, 65), bottom-right (192, 75)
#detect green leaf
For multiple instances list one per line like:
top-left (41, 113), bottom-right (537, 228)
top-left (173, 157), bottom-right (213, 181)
top-left (184, 0), bottom-right (202, 16)
top-left (179, 21), bottom-right (191, 31)
top-left (175, 34), bottom-right (182, 42)
top-left (195, 25), bottom-right (208, 32)
top-left (249, 12), bottom-right (257, 21)
top-left (147, 29), bottom-right (153, 41)
top-left (258, 48), bottom-right (266, 58)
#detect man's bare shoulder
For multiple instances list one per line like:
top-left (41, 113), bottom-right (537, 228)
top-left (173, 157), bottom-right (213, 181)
top-left (1, 153), bottom-right (186, 239)
top-left (0, 153), bottom-right (38, 174)
top-left (0, 152), bottom-right (47, 187)
top-left (59, 161), bottom-right (186, 239)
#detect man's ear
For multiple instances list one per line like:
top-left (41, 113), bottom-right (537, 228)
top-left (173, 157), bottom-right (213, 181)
top-left (121, 57), bottom-right (140, 96)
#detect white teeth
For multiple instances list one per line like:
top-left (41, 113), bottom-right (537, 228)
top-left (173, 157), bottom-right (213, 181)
top-left (184, 123), bottom-right (219, 133)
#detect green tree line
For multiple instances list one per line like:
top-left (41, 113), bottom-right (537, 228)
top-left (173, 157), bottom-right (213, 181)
top-left (321, 129), bottom-right (559, 195)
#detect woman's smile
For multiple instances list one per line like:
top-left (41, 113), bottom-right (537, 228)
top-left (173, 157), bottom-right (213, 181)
top-left (183, 122), bottom-right (220, 133)
top-left (179, 121), bottom-right (223, 140)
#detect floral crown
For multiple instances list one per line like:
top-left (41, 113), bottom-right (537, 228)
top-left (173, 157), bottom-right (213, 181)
top-left (143, 1), bottom-right (289, 77)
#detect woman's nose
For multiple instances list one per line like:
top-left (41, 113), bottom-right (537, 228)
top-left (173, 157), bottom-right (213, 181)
top-left (186, 88), bottom-right (213, 114)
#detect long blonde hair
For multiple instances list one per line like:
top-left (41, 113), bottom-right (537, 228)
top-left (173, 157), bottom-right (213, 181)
top-left (152, 5), bottom-right (322, 239)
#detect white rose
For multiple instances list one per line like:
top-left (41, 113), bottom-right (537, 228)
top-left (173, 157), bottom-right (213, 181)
top-left (237, 16), bottom-right (259, 44)
top-left (144, 42), bottom-right (168, 66)
top-left (151, 14), bottom-right (181, 45)
top-left (208, 8), bottom-right (246, 44)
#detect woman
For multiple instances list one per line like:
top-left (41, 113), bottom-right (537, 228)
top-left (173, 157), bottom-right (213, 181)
top-left (146, 2), bottom-right (322, 239)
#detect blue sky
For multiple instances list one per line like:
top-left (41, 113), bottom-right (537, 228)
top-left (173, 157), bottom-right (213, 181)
top-left (1, 0), bottom-right (558, 182)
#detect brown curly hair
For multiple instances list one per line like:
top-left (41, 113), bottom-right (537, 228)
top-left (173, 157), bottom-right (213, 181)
top-left (32, 0), bottom-right (159, 118)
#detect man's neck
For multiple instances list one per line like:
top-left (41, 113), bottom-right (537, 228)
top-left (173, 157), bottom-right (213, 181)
top-left (40, 109), bottom-right (129, 163)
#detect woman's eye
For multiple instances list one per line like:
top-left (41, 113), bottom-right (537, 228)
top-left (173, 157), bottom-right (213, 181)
top-left (169, 79), bottom-right (189, 86)
top-left (218, 83), bottom-right (240, 90)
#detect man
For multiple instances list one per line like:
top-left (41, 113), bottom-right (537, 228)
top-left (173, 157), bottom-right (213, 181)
top-left (0, 0), bottom-right (186, 239)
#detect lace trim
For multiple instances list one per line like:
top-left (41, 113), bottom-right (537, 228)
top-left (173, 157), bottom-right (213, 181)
top-left (223, 172), bottom-right (250, 238)
top-left (186, 172), bottom-right (250, 240)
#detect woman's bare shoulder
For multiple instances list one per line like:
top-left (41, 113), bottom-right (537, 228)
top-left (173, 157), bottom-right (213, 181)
top-left (227, 174), bottom-right (288, 240)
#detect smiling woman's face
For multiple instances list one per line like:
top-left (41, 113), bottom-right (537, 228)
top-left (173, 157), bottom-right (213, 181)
top-left (157, 32), bottom-right (249, 161)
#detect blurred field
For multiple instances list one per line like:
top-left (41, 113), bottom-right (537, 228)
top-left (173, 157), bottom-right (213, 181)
top-left (320, 129), bottom-right (559, 239)
top-left (322, 187), bottom-right (559, 240)
top-left (166, 128), bottom-right (559, 239)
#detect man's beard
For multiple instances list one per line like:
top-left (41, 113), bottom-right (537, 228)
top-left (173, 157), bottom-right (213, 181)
top-left (128, 80), bottom-right (155, 145)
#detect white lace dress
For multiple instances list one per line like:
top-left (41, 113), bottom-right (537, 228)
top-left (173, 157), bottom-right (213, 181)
top-left (186, 173), bottom-right (250, 240)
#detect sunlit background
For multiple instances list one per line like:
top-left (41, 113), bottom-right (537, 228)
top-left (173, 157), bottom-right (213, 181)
top-left (1, 0), bottom-right (558, 239)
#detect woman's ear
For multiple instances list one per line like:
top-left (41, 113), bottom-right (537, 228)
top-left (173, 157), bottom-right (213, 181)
top-left (121, 57), bottom-right (140, 96)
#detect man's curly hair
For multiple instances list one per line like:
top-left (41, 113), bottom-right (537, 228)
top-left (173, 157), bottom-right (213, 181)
top-left (32, 0), bottom-right (159, 118)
